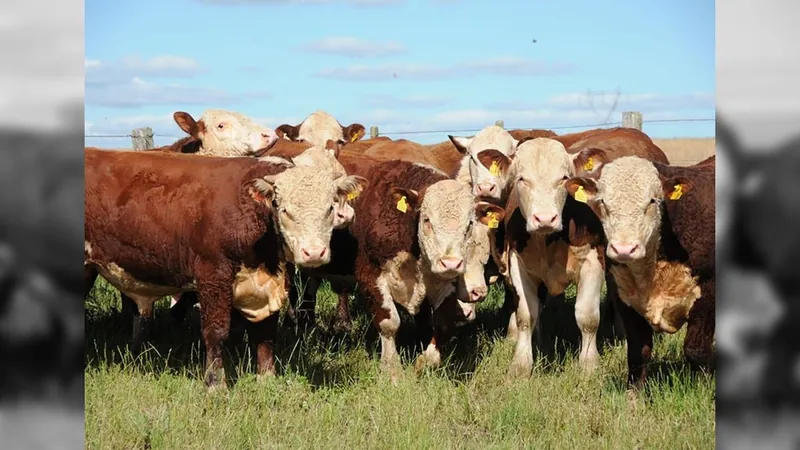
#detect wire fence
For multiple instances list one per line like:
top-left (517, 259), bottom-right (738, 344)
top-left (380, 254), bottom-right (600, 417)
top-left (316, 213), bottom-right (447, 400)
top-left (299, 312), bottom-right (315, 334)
top-left (84, 116), bottom-right (716, 140)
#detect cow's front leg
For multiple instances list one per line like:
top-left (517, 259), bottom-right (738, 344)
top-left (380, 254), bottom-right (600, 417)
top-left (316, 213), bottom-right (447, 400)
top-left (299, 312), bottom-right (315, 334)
top-left (614, 296), bottom-right (653, 390)
top-left (197, 264), bottom-right (233, 390)
top-left (122, 293), bottom-right (157, 355)
top-left (508, 251), bottom-right (541, 377)
top-left (245, 313), bottom-right (279, 379)
top-left (574, 248), bottom-right (603, 373)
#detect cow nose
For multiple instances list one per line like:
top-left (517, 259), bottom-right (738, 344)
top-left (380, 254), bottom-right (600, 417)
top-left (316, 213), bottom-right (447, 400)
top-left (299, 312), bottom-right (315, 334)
top-left (532, 213), bottom-right (559, 227)
top-left (301, 246), bottom-right (327, 262)
top-left (469, 286), bottom-right (488, 302)
top-left (475, 183), bottom-right (497, 197)
top-left (439, 257), bottom-right (464, 272)
top-left (610, 243), bottom-right (639, 258)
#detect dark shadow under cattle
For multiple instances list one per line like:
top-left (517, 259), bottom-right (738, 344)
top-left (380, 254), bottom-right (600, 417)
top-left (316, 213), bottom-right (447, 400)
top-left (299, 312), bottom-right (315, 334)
top-left (86, 275), bottom-right (627, 389)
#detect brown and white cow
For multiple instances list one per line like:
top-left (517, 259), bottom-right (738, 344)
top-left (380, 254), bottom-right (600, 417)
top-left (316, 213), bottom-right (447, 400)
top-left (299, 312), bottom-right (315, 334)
top-left (565, 156), bottom-right (715, 388)
top-left (276, 110), bottom-right (366, 149)
top-left (447, 125), bottom-right (521, 201)
top-left (488, 138), bottom-right (608, 376)
top-left (350, 160), bottom-right (504, 380)
top-left (84, 149), bottom-right (366, 388)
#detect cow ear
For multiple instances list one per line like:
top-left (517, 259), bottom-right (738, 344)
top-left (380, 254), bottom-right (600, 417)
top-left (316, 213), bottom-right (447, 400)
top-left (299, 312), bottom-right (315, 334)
top-left (662, 176), bottom-right (693, 201)
top-left (448, 135), bottom-right (473, 154)
top-left (324, 139), bottom-right (343, 159)
top-left (342, 123), bottom-right (366, 143)
top-left (389, 187), bottom-right (419, 214)
top-left (174, 111), bottom-right (203, 139)
top-left (335, 175), bottom-right (367, 202)
top-left (571, 147), bottom-right (609, 176)
top-left (276, 124), bottom-right (299, 141)
top-left (476, 149), bottom-right (513, 176)
top-left (257, 155), bottom-right (295, 169)
top-left (247, 178), bottom-right (275, 205)
top-left (565, 177), bottom-right (598, 204)
top-left (474, 202), bottom-right (505, 229)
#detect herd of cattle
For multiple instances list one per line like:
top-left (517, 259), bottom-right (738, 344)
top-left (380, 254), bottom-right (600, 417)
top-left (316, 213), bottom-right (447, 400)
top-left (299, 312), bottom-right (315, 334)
top-left (84, 109), bottom-right (716, 390)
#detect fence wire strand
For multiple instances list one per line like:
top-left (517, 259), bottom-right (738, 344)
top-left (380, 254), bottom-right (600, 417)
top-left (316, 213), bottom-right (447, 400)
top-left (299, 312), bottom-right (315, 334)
top-left (84, 117), bottom-right (716, 139)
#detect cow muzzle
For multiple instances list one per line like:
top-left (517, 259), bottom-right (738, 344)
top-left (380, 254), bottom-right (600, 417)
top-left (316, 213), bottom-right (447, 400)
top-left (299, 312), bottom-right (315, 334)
top-left (607, 240), bottom-right (645, 262)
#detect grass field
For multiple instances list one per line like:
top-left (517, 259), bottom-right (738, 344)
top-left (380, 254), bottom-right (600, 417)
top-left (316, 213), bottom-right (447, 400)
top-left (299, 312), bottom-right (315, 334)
top-left (85, 276), bottom-right (715, 449)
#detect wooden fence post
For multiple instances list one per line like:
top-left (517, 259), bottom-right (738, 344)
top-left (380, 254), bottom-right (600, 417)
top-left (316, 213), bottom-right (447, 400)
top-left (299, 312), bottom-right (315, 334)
top-left (369, 126), bottom-right (379, 139)
top-left (494, 120), bottom-right (504, 129)
top-left (621, 111), bottom-right (642, 130)
top-left (132, 127), bottom-right (155, 150)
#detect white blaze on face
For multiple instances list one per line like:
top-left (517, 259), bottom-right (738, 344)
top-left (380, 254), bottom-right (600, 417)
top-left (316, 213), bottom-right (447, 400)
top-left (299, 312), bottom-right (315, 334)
top-left (261, 166), bottom-right (366, 268)
top-left (591, 157), bottom-right (664, 262)
top-left (289, 145), bottom-right (355, 228)
top-left (450, 126), bottom-right (519, 200)
top-left (417, 180), bottom-right (476, 278)
top-left (289, 110), bottom-right (346, 149)
top-left (199, 109), bottom-right (278, 157)
top-left (510, 138), bottom-right (573, 234)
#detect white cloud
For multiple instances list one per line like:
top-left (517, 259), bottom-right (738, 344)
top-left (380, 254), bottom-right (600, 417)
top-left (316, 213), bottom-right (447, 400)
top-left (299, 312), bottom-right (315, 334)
top-left (195, 0), bottom-right (402, 5)
top-left (301, 37), bottom-right (407, 58)
top-left (85, 56), bottom-right (270, 109)
top-left (314, 57), bottom-right (577, 81)
top-left (85, 55), bottom-right (206, 86)
top-left (362, 94), bottom-right (451, 108)
top-left (491, 91), bottom-right (714, 114)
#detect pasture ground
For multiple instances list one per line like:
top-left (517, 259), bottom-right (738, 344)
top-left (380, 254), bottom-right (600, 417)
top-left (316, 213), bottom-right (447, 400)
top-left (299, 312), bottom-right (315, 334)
top-left (86, 277), bottom-right (715, 449)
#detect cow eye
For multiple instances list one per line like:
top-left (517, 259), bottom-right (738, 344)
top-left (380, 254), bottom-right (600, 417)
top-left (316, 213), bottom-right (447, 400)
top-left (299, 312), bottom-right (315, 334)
top-left (329, 205), bottom-right (335, 215)
top-left (650, 198), bottom-right (657, 204)
top-left (217, 123), bottom-right (225, 130)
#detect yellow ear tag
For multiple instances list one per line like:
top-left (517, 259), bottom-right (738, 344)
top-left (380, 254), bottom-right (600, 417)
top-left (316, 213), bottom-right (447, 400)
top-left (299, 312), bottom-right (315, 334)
top-left (489, 161), bottom-right (500, 177)
top-left (486, 211), bottom-right (499, 229)
top-left (350, 133), bottom-right (359, 143)
top-left (347, 191), bottom-right (359, 201)
top-left (669, 184), bottom-right (683, 200)
top-left (396, 195), bottom-right (408, 213)
top-left (583, 157), bottom-right (594, 171)
top-left (574, 185), bottom-right (588, 203)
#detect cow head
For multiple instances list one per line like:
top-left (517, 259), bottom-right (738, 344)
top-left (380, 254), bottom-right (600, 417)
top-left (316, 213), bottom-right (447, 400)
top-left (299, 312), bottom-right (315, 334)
top-left (247, 165), bottom-right (367, 267)
top-left (458, 202), bottom-right (506, 303)
top-left (389, 180), bottom-right (483, 279)
top-left (448, 125), bottom-right (519, 201)
top-left (504, 138), bottom-right (608, 234)
top-left (565, 156), bottom-right (691, 263)
top-left (276, 110), bottom-right (366, 149)
top-left (286, 141), bottom-right (359, 229)
top-left (173, 110), bottom-right (278, 157)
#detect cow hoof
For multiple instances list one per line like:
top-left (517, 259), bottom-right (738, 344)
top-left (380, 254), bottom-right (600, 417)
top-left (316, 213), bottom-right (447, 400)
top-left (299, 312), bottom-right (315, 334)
top-left (332, 320), bottom-right (353, 334)
top-left (579, 355), bottom-right (601, 374)
top-left (256, 371), bottom-right (276, 383)
top-left (508, 361), bottom-right (532, 378)
top-left (204, 367), bottom-right (227, 390)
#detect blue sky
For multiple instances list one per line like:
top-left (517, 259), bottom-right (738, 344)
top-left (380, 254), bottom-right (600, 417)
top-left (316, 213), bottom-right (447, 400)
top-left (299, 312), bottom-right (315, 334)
top-left (85, 0), bottom-right (715, 147)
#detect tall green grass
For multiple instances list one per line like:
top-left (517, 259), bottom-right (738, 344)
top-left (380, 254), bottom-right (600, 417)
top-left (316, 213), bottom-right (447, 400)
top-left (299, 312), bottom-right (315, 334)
top-left (85, 277), bottom-right (714, 449)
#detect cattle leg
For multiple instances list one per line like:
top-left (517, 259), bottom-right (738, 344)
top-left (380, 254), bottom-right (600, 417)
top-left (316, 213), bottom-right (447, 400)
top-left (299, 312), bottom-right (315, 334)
top-left (245, 313), bottom-right (279, 378)
top-left (330, 279), bottom-right (353, 333)
top-left (508, 252), bottom-right (541, 377)
top-left (121, 294), bottom-right (154, 355)
top-left (197, 274), bottom-right (233, 389)
top-left (614, 296), bottom-right (653, 389)
top-left (414, 294), bottom-right (471, 372)
top-left (502, 280), bottom-right (519, 343)
top-left (603, 271), bottom-right (626, 341)
top-left (573, 249), bottom-right (602, 373)
top-left (363, 281), bottom-right (402, 381)
top-left (683, 279), bottom-right (715, 372)
top-left (84, 265), bottom-right (98, 298)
